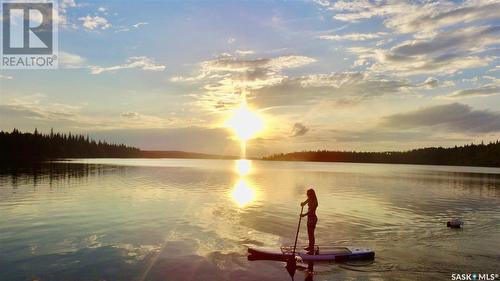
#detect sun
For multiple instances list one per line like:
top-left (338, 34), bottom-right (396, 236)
top-left (225, 101), bottom-right (264, 142)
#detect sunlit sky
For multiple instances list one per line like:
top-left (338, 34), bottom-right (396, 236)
top-left (1, 0), bottom-right (499, 156)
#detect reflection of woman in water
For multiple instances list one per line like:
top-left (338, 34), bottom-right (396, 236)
top-left (305, 261), bottom-right (314, 281)
top-left (301, 188), bottom-right (318, 254)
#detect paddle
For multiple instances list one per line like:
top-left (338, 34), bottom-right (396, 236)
top-left (286, 205), bottom-right (304, 279)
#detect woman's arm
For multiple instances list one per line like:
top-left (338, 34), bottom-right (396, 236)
top-left (300, 198), bottom-right (309, 207)
top-left (300, 199), bottom-right (309, 217)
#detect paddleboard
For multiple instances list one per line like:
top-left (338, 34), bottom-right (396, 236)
top-left (248, 245), bottom-right (374, 262)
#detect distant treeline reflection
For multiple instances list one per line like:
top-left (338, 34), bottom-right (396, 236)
top-left (0, 162), bottom-right (123, 188)
top-left (263, 142), bottom-right (500, 167)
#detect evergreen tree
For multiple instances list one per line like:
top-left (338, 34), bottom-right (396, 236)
top-left (0, 129), bottom-right (141, 162)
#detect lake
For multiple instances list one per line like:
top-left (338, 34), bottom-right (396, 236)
top-left (1, 159), bottom-right (499, 281)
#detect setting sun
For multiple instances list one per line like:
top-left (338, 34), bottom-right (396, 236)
top-left (225, 101), bottom-right (264, 142)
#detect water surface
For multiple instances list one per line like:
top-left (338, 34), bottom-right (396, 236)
top-left (1, 159), bottom-right (499, 280)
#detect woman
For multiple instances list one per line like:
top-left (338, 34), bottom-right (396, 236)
top-left (301, 188), bottom-right (318, 254)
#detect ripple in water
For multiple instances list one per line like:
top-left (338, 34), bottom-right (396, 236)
top-left (0, 159), bottom-right (499, 281)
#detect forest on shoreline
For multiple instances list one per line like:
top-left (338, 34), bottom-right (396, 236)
top-left (1, 129), bottom-right (141, 161)
top-left (1, 129), bottom-right (499, 167)
top-left (0, 129), bottom-right (233, 163)
top-left (263, 142), bottom-right (500, 167)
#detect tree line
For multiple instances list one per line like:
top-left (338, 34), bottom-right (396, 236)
top-left (0, 129), bottom-right (141, 162)
top-left (2, 128), bottom-right (499, 167)
top-left (262, 141), bottom-right (500, 167)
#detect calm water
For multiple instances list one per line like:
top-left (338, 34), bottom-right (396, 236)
top-left (1, 159), bottom-right (499, 281)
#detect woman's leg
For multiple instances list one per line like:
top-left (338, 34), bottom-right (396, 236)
top-left (307, 217), bottom-right (317, 253)
top-left (307, 225), bottom-right (315, 250)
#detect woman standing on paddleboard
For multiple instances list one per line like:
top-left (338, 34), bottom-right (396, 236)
top-left (301, 188), bottom-right (318, 254)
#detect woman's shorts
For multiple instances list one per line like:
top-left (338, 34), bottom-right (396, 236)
top-left (307, 216), bottom-right (318, 229)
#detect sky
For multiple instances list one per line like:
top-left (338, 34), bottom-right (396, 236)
top-left (1, 0), bottom-right (499, 157)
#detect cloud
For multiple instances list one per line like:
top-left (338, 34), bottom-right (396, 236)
top-left (57, 0), bottom-right (82, 28)
top-left (91, 127), bottom-right (240, 154)
top-left (89, 56), bottom-right (166, 74)
top-left (318, 32), bottom-right (386, 41)
top-left (198, 55), bottom-right (315, 74)
top-left (317, 1), bottom-right (499, 79)
top-left (328, 1), bottom-right (434, 30)
top-left (349, 47), bottom-right (491, 76)
top-left (445, 76), bottom-right (500, 99)
top-left (330, 129), bottom-right (446, 143)
top-left (115, 28), bottom-right (130, 33)
top-left (173, 52), bottom-right (413, 111)
top-left (391, 25), bottom-right (500, 57)
top-left (462, 76), bottom-right (480, 84)
top-left (116, 112), bottom-right (183, 129)
top-left (251, 72), bottom-right (411, 108)
top-left (227, 38), bottom-right (236, 44)
top-left (418, 77), bottom-right (438, 89)
top-left (235, 50), bottom-right (255, 56)
top-left (446, 85), bottom-right (500, 99)
top-left (59, 52), bottom-right (86, 69)
top-left (380, 103), bottom-right (500, 133)
top-left (60, 0), bottom-right (77, 8)
top-left (0, 75), bottom-right (13, 80)
top-left (261, 72), bottom-right (406, 104)
top-left (0, 94), bottom-right (81, 123)
top-left (323, 0), bottom-right (500, 34)
top-left (114, 22), bottom-right (148, 33)
top-left (392, 1), bottom-right (500, 34)
top-left (325, 103), bottom-right (500, 146)
top-left (0, 94), bottom-right (188, 132)
top-left (299, 72), bottom-right (410, 89)
top-left (172, 54), bottom-right (316, 110)
top-left (121, 112), bottom-right (140, 118)
top-left (313, 0), bottom-right (330, 7)
top-left (133, 22), bottom-right (148, 28)
top-left (347, 24), bottom-right (498, 76)
top-left (79, 15), bottom-right (111, 30)
top-left (442, 80), bottom-right (456, 87)
top-left (292, 123), bottom-right (309, 137)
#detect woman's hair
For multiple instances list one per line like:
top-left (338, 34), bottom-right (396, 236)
top-left (307, 188), bottom-right (318, 206)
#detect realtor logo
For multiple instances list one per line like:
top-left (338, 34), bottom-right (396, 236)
top-left (1, 0), bottom-right (58, 69)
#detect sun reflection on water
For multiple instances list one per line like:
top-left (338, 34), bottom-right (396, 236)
top-left (231, 178), bottom-right (256, 208)
top-left (235, 159), bottom-right (251, 176)
top-left (231, 160), bottom-right (257, 208)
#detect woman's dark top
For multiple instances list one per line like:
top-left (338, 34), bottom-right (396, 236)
top-left (304, 199), bottom-right (318, 220)
top-left (307, 199), bottom-right (318, 219)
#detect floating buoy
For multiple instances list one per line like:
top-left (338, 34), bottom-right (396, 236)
top-left (447, 218), bottom-right (463, 228)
